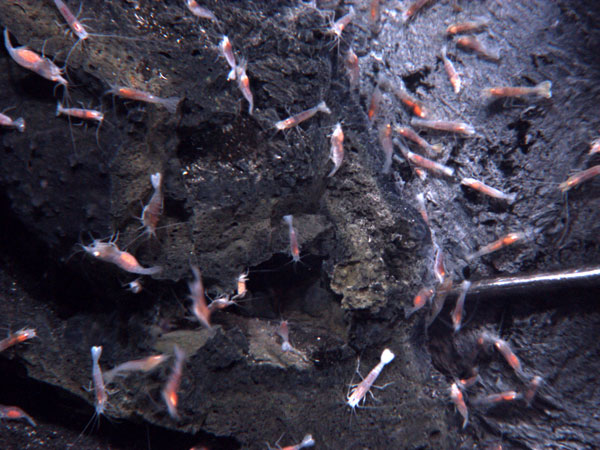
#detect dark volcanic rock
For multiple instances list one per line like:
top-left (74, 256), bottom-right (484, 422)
top-left (1, 0), bottom-right (599, 449)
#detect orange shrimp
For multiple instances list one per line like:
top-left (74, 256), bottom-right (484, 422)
top-left (474, 390), bottom-right (521, 406)
top-left (0, 328), bottom-right (36, 352)
top-left (82, 235), bottom-right (162, 275)
top-left (450, 382), bottom-right (468, 428)
top-left (188, 266), bottom-right (211, 329)
top-left (483, 81), bottom-right (552, 99)
top-left (411, 117), bottom-right (475, 136)
top-left (559, 165), bottom-right (600, 192)
top-left (53, 0), bottom-right (89, 40)
top-left (441, 45), bottom-right (461, 94)
top-left (0, 405), bottom-right (36, 427)
top-left (141, 172), bottom-right (163, 237)
top-left (107, 85), bottom-right (180, 113)
top-left (466, 232), bottom-right (526, 261)
top-left (235, 60), bottom-right (254, 115)
top-left (345, 47), bottom-right (359, 89)
top-left (461, 177), bottom-right (517, 203)
top-left (402, 0), bottom-right (435, 23)
top-left (185, 0), bottom-right (218, 22)
top-left (446, 19), bottom-right (489, 35)
top-left (456, 36), bottom-right (500, 62)
top-left (220, 35), bottom-right (237, 80)
top-left (405, 287), bottom-right (435, 318)
top-left (392, 84), bottom-right (429, 118)
top-left (275, 101), bottom-right (330, 130)
top-left (162, 345), bottom-right (185, 419)
top-left (4, 29), bottom-right (68, 87)
top-left (56, 102), bottom-right (104, 122)
top-left (451, 280), bottom-right (471, 332)
top-left (395, 125), bottom-right (442, 156)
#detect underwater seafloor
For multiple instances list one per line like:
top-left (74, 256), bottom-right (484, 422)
top-left (1, 0), bottom-right (599, 449)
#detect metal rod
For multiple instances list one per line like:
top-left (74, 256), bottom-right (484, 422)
top-left (448, 266), bottom-right (600, 300)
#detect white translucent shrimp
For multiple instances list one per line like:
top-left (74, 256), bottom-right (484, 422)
top-left (347, 348), bottom-right (395, 410)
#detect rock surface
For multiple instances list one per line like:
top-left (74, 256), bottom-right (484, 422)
top-left (1, 0), bottom-right (599, 449)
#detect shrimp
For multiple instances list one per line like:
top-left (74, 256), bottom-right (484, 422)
top-left (466, 231), bottom-right (526, 262)
top-left (0, 405), bottom-right (36, 427)
top-left (328, 7), bottom-right (355, 42)
top-left (103, 354), bottom-right (168, 384)
top-left (0, 112), bottom-right (25, 133)
top-left (275, 101), bottom-right (330, 131)
top-left (0, 328), bottom-right (36, 352)
top-left (411, 117), bottom-right (475, 136)
top-left (558, 165), bottom-right (600, 192)
top-left (379, 123), bottom-right (394, 174)
top-left (402, 0), bottom-right (435, 23)
top-left (106, 85), bottom-right (180, 113)
top-left (461, 177), bottom-right (517, 204)
top-left (441, 45), bottom-right (461, 94)
top-left (4, 29), bottom-right (68, 87)
top-left (391, 83), bottom-right (429, 118)
top-left (368, 85), bottom-right (383, 122)
top-left (91, 346), bottom-right (108, 417)
top-left (395, 125), bottom-right (442, 156)
top-left (126, 278), bottom-right (143, 294)
top-left (426, 278), bottom-right (452, 327)
top-left (482, 81), bottom-right (552, 100)
top-left (451, 280), bottom-right (471, 332)
top-left (82, 235), bottom-right (162, 275)
top-left (184, 0), bottom-right (218, 22)
top-left (235, 60), bottom-right (254, 115)
top-left (344, 47), bottom-right (359, 89)
top-left (405, 287), bottom-right (435, 319)
top-left (450, 382), bottom-right (468, 428)
top-left (276, 320), bottom-right (293, 352)
top-left (415, 193), bottom-right (429, 225)
top-left (524, 375), bottom-right (543, 406)
top-left (456, 36), bottom-right (500, 62)
top-left (208, 295), bottom-right (237, 312)
top-left (53, 0), bottom-right (89, 41)
top-left (274, 434), bottom-right (315, 450)
top-left (347, 348), bottom-right (395, 410)
top-left (589, 138), bottom-right (600, 155)
top-left (404, 150), bottom-right (455, 177)
top-left (188, 266), bottom-right (211, 329)
top-left (493, 338), bottom-right (523, 375)
top-left (433, 244), bottom-right (446, 284)
top-left (446, 19), bottom-right (489, 35)
top-left (473, 391), bottom-right (521, 407)
top-left (369, 0), bottom-right (381, 26)
top-left (232, 271), bottom-right (248, 300)
top-left (220, 35), bottom-right (237, 81)
top-left (328, 123), bottom-right (344, 177)
top-left (140, 172), bottom-right (163, 237)
top-left (56, 102), bottom-right (104, 122)
top-left (283, 215), bottom-right (300, 263)
top-left (162, 345), bottom-right (186, 419)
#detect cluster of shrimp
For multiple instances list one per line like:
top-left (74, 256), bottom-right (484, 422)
top-left (3, 0), bottom-right (598, 446)
top-left (3, 0), bottom-right (181, 143)
top-left (361, 0), bottom-right (596, 435)
top-left (449, 330), bottom-right (544, 429)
